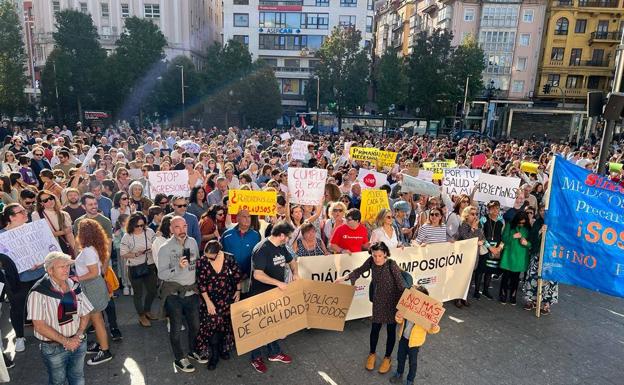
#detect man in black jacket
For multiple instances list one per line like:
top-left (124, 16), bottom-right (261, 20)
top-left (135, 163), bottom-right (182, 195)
top-left (29, 147), bottom-right (51, 189)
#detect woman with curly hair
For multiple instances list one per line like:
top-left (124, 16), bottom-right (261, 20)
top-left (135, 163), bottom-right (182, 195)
top-left (75, 219), bottom-right (114, 365)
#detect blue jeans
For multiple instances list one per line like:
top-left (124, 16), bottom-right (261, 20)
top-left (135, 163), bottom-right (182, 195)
top-left (40, 340), bottom-right (87, 385)
top-left (250, 340), bottom-right (281, 360)
top-left (164, 294), bottom-right (200, 361)
top-left (395, 337), bottom-right (419, 383)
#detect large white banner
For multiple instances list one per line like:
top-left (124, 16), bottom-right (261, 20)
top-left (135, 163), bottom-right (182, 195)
top-left (357, 168), bottom-right (388, 189)
top-left (442, 168), bottom-right (482, 196)
top-left (401, 173), bottom-right (440, 197)
top-left (291, 140), bottom-right (312, 160)
top-left (148, 170), bottom-right (190, 199)
top-left (473, 173), bottom-right (520, 208)
top-left (0, 220), bottom-right (62, 273)
top-left (288, 167), bottom-right (327, 206)
top-left (298, 239), bottom-right (478, 320)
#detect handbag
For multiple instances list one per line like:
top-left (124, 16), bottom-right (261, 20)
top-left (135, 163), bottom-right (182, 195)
top-left (43, 211), bottom-right (75, 257)
top-left (130, 231), bottom-right (151, 279)
top-left (104, 266), bottom-right (120, 295)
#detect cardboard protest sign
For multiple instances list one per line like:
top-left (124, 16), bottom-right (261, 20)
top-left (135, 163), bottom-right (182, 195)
top-left (288, 168), bottom-right (327, 205)
top-left (396, 288), bottom-right (445, 329)
top-left (231, 280), bottom-right (307, 355)
top-left (401, 173), bottom-right (440, 197)
top-left (417, 170), bottom-right (434, 182)
top-left (0, 220), bottom-right (61, 273)
top-left (228, 190), bottom-right (277, 215)
top-left (520, 162), bottom-right (538, 174)
top-left (442, 169), bottom-right (481, 196)
top-left (360, 189), bottom-right (389, 223)
top-left (357, 168), bottom-right (388, 189)
top-left (148, 170), bottom-right (190, 199)
top-left (471, 154), bottom-right (487, 169)
top-left (343, 141), bottom-right (353, 157)
top-left (291, 140), bottom-right (312, 160)
top-left (377, 150), bottom-right (398, 167)
top-left (81, 145), bottom-right (97, 169)
top-left (302, 280), bottom-right (355, 331)
top-left (609, 162), bottom-right (622, 172)
top-left (350, 147), bottom-right (379, 163)
top-left (280, 132), bottom-right (291, 141)
top-left (473, 173), bottom-right (520, 208)
top-left (423, 160), bottom-right (457, 180)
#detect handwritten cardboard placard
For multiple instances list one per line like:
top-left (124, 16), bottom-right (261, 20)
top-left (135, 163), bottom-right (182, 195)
top-left (231, 280), bottom-right (307, 355)
top-left (291, 140), bottom-right (312, 160)
top-left (0, 220), bottom-right (61, 273)
top-left (148, 170), bottom-right (190, 199)
top-left (302, 280), bottom-right (355, 331)
top-left (471, 154), bottom-right (487, 169)
top-left (442, 169), bottom-right (482, 196)
top-left (288, 168), bottom-right (328, 206)
top-left (360, 189), bottom-right (389, 223)
top-left (357, 168), bottom-right (388, 189)
top-left (396, 287), bottom-right (445, 329)
top-left (423, 160), bottom-right (457, 180)
top-left (81, 145), bottom-right (97, 170)
top-left (473, 173), bottom-right (520, 208)
top-left (610, 162), bottom-right (623, 172)
top-left (228, 190), bottom-right (277, 215)
top-left (377, 150), bottom-right (398, 168)
top-left (401, 173), bottom-right (440, 197)
top-left (280, 132), bottom-right (291, 141)
top-left (350, 147), bottom-right (379, 163)
top-left (343, 141), bottom-right (353, 157)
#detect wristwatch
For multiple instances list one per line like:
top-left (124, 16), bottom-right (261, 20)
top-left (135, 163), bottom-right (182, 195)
top-left (76, 333), bottom-right (86, 341)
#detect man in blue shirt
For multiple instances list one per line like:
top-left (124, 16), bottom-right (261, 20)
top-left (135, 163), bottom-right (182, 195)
top-left (221, 210), bottom-right (261, 295)
top-left (89, 181), bottom-right (112, 219)
top-left (165, 196), bottom-right (202, 247)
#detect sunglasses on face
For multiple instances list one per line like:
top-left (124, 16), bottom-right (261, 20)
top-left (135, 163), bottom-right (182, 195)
top-left (159, 201), bottom-right (168, 205)
top-left (23, 200), bottom-right (35, 206)
top-left (121, 197), bottom-right (129, 201)
top-left (136, 224), bottom-right (145, 228)
top-left (430, 212), bottom-right (441, 217)
top-left (332, 209), bottom-right (344, 212)
top-left (34, 153), bottom-right (43, 156)
top-left (40, 196), bottom-right (54, 204)
top-left (174, 204), bottom-right (188, 208)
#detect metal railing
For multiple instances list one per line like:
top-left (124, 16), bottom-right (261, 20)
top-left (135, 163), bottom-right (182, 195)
top-left (579, 0), bottom-right (620, 7)
top-left (549, 60), bottom-right (564, 66)
top-left (589, 31), bottom-right (623, 41)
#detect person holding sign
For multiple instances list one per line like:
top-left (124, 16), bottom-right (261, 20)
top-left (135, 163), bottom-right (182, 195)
top-left (248, 221), bottom-right (298, 374)
top-left (390, 286), bottom-right (441, 385)
top-left (335, 242), bottom-right (405, 375)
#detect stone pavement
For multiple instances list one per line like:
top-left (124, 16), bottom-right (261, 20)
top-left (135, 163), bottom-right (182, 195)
top-left (4, 283), bottom-right (624, 385)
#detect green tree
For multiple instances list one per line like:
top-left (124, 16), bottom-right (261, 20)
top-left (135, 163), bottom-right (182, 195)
top-left (373, 51), bottom-right (406, 114)
top-left (450, 34), bottom-right (485, 111)
top-left (40, 9), bottom-right (106, 123)
top-left (240, 65), bottom-right (282, 129)
top-left (0, 0), bottom-right (28, 118)
top-left (306, 27), bottom-right (370, 130)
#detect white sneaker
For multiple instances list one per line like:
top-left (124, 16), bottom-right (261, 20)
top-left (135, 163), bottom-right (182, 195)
top-left (123, 286), bottom-right (130, 296)
top-left (15, 338), bottom-right (25, 353)
top-left (129, 287), bottom-right (134, 296)
top-left (167, 320), bottom-right (170, 333)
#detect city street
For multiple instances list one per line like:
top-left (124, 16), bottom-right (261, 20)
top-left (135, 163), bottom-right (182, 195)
top-left (4, 283), bottom-right (624, 385)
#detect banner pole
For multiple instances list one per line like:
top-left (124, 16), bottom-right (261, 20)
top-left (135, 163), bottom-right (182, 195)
top-left (535, 156), bottom-right (556, 318)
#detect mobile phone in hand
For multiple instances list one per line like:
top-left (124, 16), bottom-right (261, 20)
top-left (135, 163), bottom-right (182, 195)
top-left (183, 248), bottom-right (191, 262)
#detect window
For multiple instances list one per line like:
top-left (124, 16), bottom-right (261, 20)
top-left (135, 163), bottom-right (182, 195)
top-left (366, 16), bottom-right (373, 33)
top-left (284, 59), bottom-right (300, 68)
top-left (121, 4), bottom-right (129, 18)
top-left (234, 13), bottom-right (249, 27)
top-left (339, 15), bottom-right (356, 26)
top-left (464, 8), bottom-right (475, 21)
top-left (551, 47), bottom-right (564, 61)
top-left (519, 33), bottom-right (530, 46)
top-left (340, 0), bottom-right (357, 7)
top-left (512, 80), bottom-right (524, 93)
top-left (587, 76), bottom-right (601, 89)
top-left (234, 0), bottom-right (249, 4)
top-left (281, 79), bottom-right (301, 95)
top-left (259, 12), bottom-right (301, 28)
top-left (52, 1), bottom-right (60, 13)
top-left (303, 13), bottom-right (329, 29)
top-left (566, 75), bottom-right (582, 89)
top-left (259, 34), bottom-right (323, 50)
top-left (79, 2), bottom-right (88, 13)
top-left (569, 48), bottom-right (582, 66)
top-left (547, 74), bottom-right (560, 87)
top-left (574, 19), bottom-right (587, 33)
top-left (367, 0), bottom-right (373, 10)
top-left (315, 0), bottom-right (329, 6)
top-left (516, 56), bottom-right (527, 71)
top-left (260, 57), bottom-right (278, 67)
top-left (522, 9), bottom-right (533, 22)
top-left (144, 4), bottom-right (160, 18)
top-left (233, 35), bottom-right (249, 46)
top-left (554, 17), bottom-right (568, 35)
top-left (481, 5), bottom-right (519, 27)
top-left (101, 3), bottom-right (109, 18)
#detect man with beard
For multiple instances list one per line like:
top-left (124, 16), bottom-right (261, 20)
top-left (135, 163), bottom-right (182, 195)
top-left (62, 188), bottom-right (86, 222)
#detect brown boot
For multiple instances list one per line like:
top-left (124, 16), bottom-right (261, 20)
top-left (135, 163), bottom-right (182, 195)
top-left (365, 353), bottom-right (376, 371)
top-left (378, 357), bottom-right (392, 374)
top-left (138, 314), bottom-right (151, 327)
top-left (145, 312), bottom-right (159, 320)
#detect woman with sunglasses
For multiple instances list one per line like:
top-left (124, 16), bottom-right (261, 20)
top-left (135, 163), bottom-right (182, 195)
top-left (321, 201), bottom-right (347, 245)
top-left (32, 190), bottom-right (76, 257)
top-left (446, 194), bottom-right (471, 240)
top-left (120, 212), bottom-right (158, 327)
top-left (370, 208), bottom-right (401, 248)
top-left (115, 167), bottom-right (130, 193)
top-left (111, 191), bottom-right (134, 231)
top-left (499, 211), bottom-right (531, 305)
top-left (454, 206), bottom-right (487, 307)
top-left (199, 205), bottom-right (226, 251)
top-left (415, 207), bottom-right (448, 246)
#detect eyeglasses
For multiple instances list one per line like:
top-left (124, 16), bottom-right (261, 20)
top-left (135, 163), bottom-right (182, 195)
top-left (430, 212), bottom-right (441, 217)
top-left (34, 153), bottom-right (43, 156)
top-left (121, 197), bottom-right (129, 201)
top-left (385, 215), bottom-right (393, 219)
top-left (23, 200), bottom-right (35, 206)
top-left (136, 224), bottom-right (145, 228)
top-left (174, 204), bottom-right (188, 208)
top-left (40, 196), bottom-right (55, 204)
top-left (11, 209), bottom-right (26, 216)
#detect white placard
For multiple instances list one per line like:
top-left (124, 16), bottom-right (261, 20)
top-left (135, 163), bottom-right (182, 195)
top-left (81, 145), bottom-right (97, 169)
top-left (401, 173), bottom-right (440, 197)
top-left (148, 170), bottom-right (190, 199)
top-left (416, 170), bottom-right (434, 181)
top-left (442, 168), bottom-right (482, 196)
top-left (473, 173), bottom-right (521, 208)
top-left (0, 220), bottom-right (61, 273)
top-left (280, 132), bottom-right (291, 141)
top-left (357, 168), bottom-right (388, 189)
top-left (291, 140), bottom-right (312, 161)
top-left (288, 167), bottom-right (328, 206)
top-left (128, 168), bottom-right (143, 181)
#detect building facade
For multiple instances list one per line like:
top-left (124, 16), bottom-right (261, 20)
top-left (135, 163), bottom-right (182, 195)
top-left (536, 0), bottom-right (623, 102)
top-left (32, 0), bottom-right (222, 72)
top-left (222, 0), bottom-right (375, 118)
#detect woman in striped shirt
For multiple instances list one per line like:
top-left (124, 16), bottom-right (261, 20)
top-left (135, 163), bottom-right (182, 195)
top-left (415, 208), bottom-right (448, 246)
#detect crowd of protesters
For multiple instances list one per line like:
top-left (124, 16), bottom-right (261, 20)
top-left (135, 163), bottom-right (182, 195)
top-left (0, 118), bottom-right (623, 385)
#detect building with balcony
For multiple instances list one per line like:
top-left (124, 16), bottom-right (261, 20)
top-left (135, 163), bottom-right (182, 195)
top-left (222, 0), bottom-right (375, 118)
top-left (536, 0), bottom-right (623, 101)
top-left (32, 0), bottom-right (222, 71)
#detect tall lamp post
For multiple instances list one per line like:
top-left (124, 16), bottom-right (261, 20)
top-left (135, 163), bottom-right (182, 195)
top-left (314, 75), bottom-right (320, 131)
top-left (461, 75), bottom-right (471, 134)
top-left (176, 64), bottom-right (185, 127)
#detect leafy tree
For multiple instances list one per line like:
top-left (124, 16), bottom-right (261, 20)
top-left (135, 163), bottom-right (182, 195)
top-left (449, 34), bottom-right (485, 112)
top-left (240, 65), bottom-right (282, 129)
top-left (0, 0), bottom-right (28, 118)
top-left (306, 27), bottom-right (370, 130)
top-left (373, 51), bottom-right (406, 114)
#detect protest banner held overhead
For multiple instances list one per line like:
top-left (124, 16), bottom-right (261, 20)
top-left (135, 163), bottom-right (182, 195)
top-left (349, 147), bottom-right (380, 163)
top-left (0, 220), bottom-right (61, 273)
top-left (442, 168), bottom-right (482, 196)
top-left (401, 173), bottom-right (440, 197)
top-left (302, 280), bottom-right (355, 331)
top-left (471, 154), bottom-right (487, 169)
top-left (520, 162), bottom-right (539, 174)
top-left (360, 189), bottom-right (390, 223)
top-left (396, 288), bottom-right (446, 329)
top-left (543, 156), bottom-right (624, 298)
top-left (148, 170), bottom-right (190, 199)
top-left (288, 167), bottom-right (328, 206)
top-left (291, 140), bottom-right (313, 160)
top-left (228, 190), bottom-right (277, 215)
top-left (81, 145), bottom-right (97, 169)
top-left (357, 168), bottom-right (388, 189)
top-left (473, 173), bottom-right (520, 208)
top-left (376, 150), bottom-right (398, 168)
top-left (422, 160), bottom-right (457, 180)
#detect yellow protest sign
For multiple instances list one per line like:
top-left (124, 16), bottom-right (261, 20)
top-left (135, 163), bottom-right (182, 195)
top-left (520, 162), bottom-right (538, 174)
top-left (228, 190), bottom-right (277, 215)
top-left (609, 163), bottom-right (623, 172)
top-left (350, 147), bottom-right (379, 162)
top-left (360, 189), bottom-right (389, 223)
top-left (376, 150), bottom-right (398, 168)
top-left (423, 160), bottom-right (457, 180)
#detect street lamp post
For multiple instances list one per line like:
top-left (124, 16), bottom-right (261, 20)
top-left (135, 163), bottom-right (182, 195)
top-left (314, 75), bottom-right (320, 131)
top-left (461, 75), bottom-right (471, 134)
top-left (176, 65), bottom-right (185, 127)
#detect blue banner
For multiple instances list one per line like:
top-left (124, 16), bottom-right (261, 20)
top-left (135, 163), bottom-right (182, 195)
top-left (543, 156), bottom-right (624, 297)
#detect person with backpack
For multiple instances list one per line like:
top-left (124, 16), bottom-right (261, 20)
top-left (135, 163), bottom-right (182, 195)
top-left (335, 241), bottom-right (408, 375)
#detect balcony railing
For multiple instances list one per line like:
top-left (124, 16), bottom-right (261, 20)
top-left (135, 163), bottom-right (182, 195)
top-left (589, 31), bottom-right (623, 44)
top-left (549, 60), bottom-right (564, 66)
top-left (579, 0), bottom-right (620, 7)
top-left (569, 59), bottom-right (611, 67)
top-left (274, 66), bottom-right (311, 73)
top-left (485, 66), bottom-right (512, 74)
top-left (553, 0), bottom-right (573, 6)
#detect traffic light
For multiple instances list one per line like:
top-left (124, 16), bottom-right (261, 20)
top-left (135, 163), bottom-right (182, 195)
top-left (542, 84), bottom-right (551, 94)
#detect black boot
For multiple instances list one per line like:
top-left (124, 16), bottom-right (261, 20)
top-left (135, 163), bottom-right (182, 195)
top-left (207, 344), bottom-right (218, 370)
